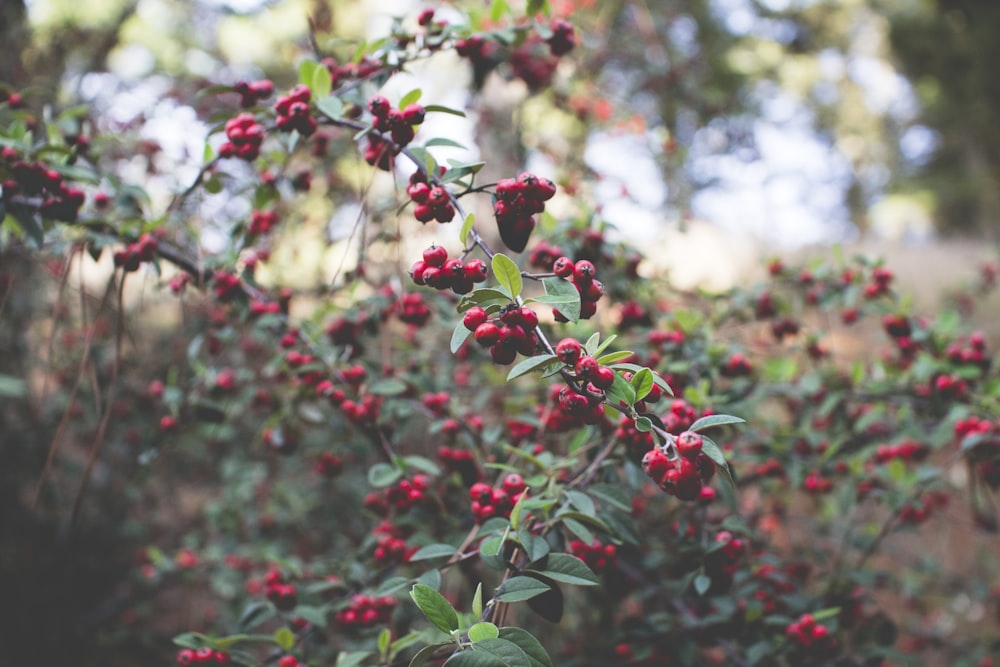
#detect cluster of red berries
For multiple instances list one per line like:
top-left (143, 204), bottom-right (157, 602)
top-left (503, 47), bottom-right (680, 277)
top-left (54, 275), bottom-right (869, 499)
top-left (873, 440), bottom-right (928, 464)
top-left (617, 300), bottom-right (652, 330)
top-left (863, 266), bottom-right (894, 298)
top-left (396, 292), bottom-right (433, 327)
top-left (407, 170), bottom-right (455, 223)
top-left (1, 159), bottom-right (87, 222)
top-left (233, 79), bottom-right (273, 107)
top-left (176, 648), bottom-right (230, 665)
top-left (363, 95), bottom-right (424, 170)
top-left (468, 474), bottom-right (526, 523)
top-left (640, 431), bottom-right (716, 501)
top-left (314, 451), bottom-right (343, 477)
top-left (898, 490), bottom-right (949, 525)
top-left (372, 521), bottom-right (416, 564)
top-left (553, 258), bottom-right (603, 320)
top-left (248, 209), bottom-right (279, 236)
top-left (568, 539), bottom-right (617, 574)
top-left (112, 232), bottom-right (159, 272)
top-left (785, 614), bottom-right (834, 651)
top-left (705, 530), bottom-right (746, 582)
top-left (274, 85), bottom-right (317, 136)
top-left (946, 331), bottom-right (990, 370)
top-left (492, 172), bottom-right (556, 252)
top-left (721, 352), bottom-right (753, 378)
top-left (264, 569), bottom-right (298, 611)
top-left (546, 19), bottom-right (576, 56)
top-left (463, 304), bottom-right (539, 365)
top-left (364, 475), bottom-right (431, 515)
top-left (421, 391), bottom-right (450, 416)
top-left (338, 393), bottom-right (381, 428)
top-left (437, 445), bottom-right (479, 485)
top-left (335, 593), bottom-right (397, 629)
top-left (411, 244), bottom-right (489, 294)
top-left (211, 270), bottom-right (242, 301)
top-left (932, 373), bottom-right (969, 400)
top-left (455, 34), bottom-right (497, 63)
top-left (220, 112), bottom-right (265, 160)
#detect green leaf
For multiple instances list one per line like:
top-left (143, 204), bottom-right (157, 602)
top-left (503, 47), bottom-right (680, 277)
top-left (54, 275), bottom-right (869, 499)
top-left (496, 576), bottom-right (552, 602)
top-left (298, 60), bottom-right (318, 88)
top-left (517, 530), bottom-right (550, 562)
top-left (497, 628), bottom-right (553, 667)
top-left (403, 455), bottom-right (442, 476)
top-left (490, 0), bottom-right (509, 23)
top-left (592, 335), bottom-right (619, 357)
top-left (509, 489), bottom-right (528, 531)
top-left (426, 137), bottom-right (467, 149)
top-left (410, 643), bottom-right (451, 667)
top-left (409, 544), bottom-right (457, 561)
top-left (274, 627), bottom-right (296, 651)
top-left (317, 95), bottom-right (344, 120)
top-left (460, 212), bottom-right (476, 244)
top-left (469, 622), bottom-right (500, 642)
top-left (588, 484), bottom-right (631, 511)
top-left (527, 0), bottom-right (549, 17)
top-left (11, 208), bottom-right (44, 248)
top-left (606, 371), bottom-right (636, 410)
top-left (584, 333), bottom-right (601, 355)
top-left (694, 574), bottom-right (712, 596)
top-left (541, 278), bottom-right (580, 322)
top-left (596, 350), bottom-right (633, 365)
top-left (457, 288), bottom-right (513, 312)
top-left (369, 378), bottom-right (408, 396)
top-left (492, 253), bottom-right (522, 299)
top-left (336, 651), bottom-right (371, 667)
top-left (507, 354), bottom-right (558, 381)
top-left (564, 489), bottom-right (595, 516)
top-left (424, 104), bottom-right (467, 117)
top-left (312, 65), bottom-right (332, 99)
top-left (701, 435), bottom-right (736, 487)
top-left (400, 88), bottom-right (423, 108)
top-left (529, 553), bottom-right (599, 586)
top-left (417, 568), bottom-right (442, 591)
top-left (445, 650), bottom-right (504, 667)
top-left (410, 584), bottom-right (460, 634)
top-left (0, 374), bottom-right (27, 398)
top-left (378, 628), bottom-right (391, 655)
top-left (634, 416), bottom-right (652, 432)
top-left (689, 414), bottom-right (746, 432)
top-left (452, 321), bottom-right (472, 354)
top-left (368, 462), bottom-right (403, 488)
top-left (472, 582), bottom-right (484, 618)
top-left (468, 638), bottom-right (532, 667)
top-left (630, 368), bottom-right (654, 400)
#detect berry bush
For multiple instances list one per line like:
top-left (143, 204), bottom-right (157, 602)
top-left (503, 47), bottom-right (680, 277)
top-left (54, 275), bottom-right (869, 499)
top-left (1, 2), bottom-right (999, 667)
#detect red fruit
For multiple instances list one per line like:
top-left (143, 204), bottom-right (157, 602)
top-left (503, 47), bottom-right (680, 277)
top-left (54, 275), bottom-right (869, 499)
top-left (422, 244), bottom-right (448, 267)
top-left (641, 448), bottom-right (671, 480)
top-left (368, 95), bottom-right (390, 118)
top-left (552, 256), bottom-right (574, 278)
top-left (474, 322), bottom-right (500, 346)
top-left (497, 215), bottom-right (535, 253)
top-left (503, 473), bottom-right (526, 495)
top-left (573, 260), bottom-right (596, 284)
top-left (490, 343), bottom-right (518, 365)
top-left (177, 649), bottom-right (196, 666)
top-left (695, 452), bottom-right (716, 481)
top-left (402, 103), bottom-right (426, 125)
top-left (470, 482), bottom-right (492, 504)
top-left (463, 307), bottom-right (489, 331)
top-left (464, 259), bottom-right (488, 282)
top-left (518, 308), bottom-right (539, 330)
top-left (575, 355), bottom-right (598, 378)
top-left (410, 259), bottom-right (428, 285)
top-left (555, 338), bottom-right (582, 365)
top-left (675, 431), bottom-right (703, 459)
top-left (591, 365), bottom-right (615, 390)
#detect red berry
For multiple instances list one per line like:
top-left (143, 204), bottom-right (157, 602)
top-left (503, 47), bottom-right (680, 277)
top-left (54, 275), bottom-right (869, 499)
top-left (591, 365), bottom-right (615, 390)
top-left (422, 244), bottom-right (448, 267)
top-left (553, 256), bottom-right (574, 278)
top-left (573, 260), bottom-right (596, 284)
top-left (575, 355), bottom-right (598, 378)
top-left (675, 431), bottom-right (703, 459)
top-left (474, 322), bottom-right (500, 346)
top-left (556, 338), bottom-right (582, 365)
top-left (463, 307), bottom-right (489, 331)
top-left (464, 259), bottom-right (488, 282)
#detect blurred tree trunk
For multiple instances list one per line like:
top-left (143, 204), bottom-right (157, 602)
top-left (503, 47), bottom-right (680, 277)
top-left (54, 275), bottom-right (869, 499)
top-left (1, 0), bottom-right (28, 86)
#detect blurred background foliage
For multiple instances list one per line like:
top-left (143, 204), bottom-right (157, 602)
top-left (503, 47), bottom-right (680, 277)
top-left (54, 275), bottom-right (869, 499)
top-left (5, 0), bottom-right (1000, 244)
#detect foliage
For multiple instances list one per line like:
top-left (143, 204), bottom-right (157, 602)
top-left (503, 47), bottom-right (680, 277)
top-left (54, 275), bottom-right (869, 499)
top-left (1, 2), bottom-right (1000, 667)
